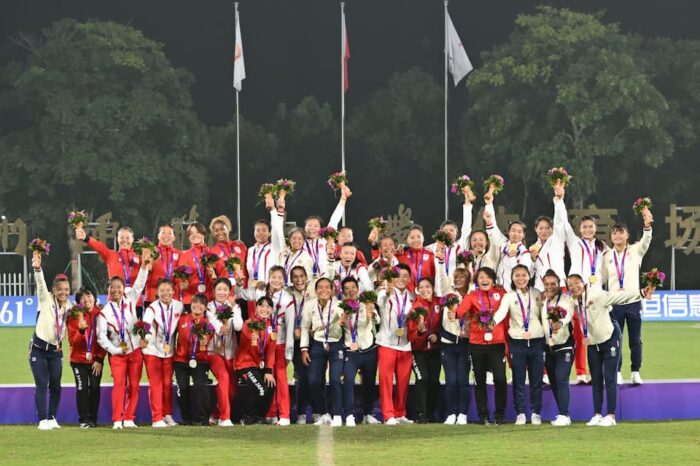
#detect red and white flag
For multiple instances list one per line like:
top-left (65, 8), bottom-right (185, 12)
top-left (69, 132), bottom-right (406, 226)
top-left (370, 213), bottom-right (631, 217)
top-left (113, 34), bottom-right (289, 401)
top-left (342, 8), bottom-right (350, 92)
top-left (233, 7), bottom-right (246, 92)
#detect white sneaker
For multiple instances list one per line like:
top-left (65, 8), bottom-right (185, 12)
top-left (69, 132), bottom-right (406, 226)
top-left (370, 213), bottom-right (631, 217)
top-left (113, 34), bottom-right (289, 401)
top-left (542, 374), bottom-right (550, 385)
top-left (38, 420), bottom-right (51, 431)
top-left (514, 413), bottom-right (526, 425)
top-left (113, 421), bottom-right (123, 430)
top-left (384, 417), bottom-right (398, 426)
top-left (345, 415), bottom-right (356, 427)
top-left (576, 374), bottom-right (591, 384)
top-left (164, 415), bottom-right (178, 426)
top-left (47, 417), bottom-right (61, 429)
top-left (296, 415), bottom-right (307, 425)
top-left (598, 415), bottom-right (617, 427)
top-left (314, 413), bottom-right (331, 426)
top-left (443, 414), bottom-right (457, 425)
top-left (631, 371), bottom-right (643, 385)
top-left (330, 415), bottom-right (342, 427)
top-left (550, 415), bottom-right (571, 427)
top-left (364, 414), bottom-right (381, 425)
top-left (218, 419), bottom-right (235, 427)
top-left (277, 418), bottom-right (290, 426)
top-left (617, 372), bottom-right (624, 385)
top-left (531, 413), bottom-right (541, 426)
top-left (396, 416), bottom-right (414, 424)
top-left (456, 414), bottom-right (468, 425)
top-left (486, 371), bottom-right (494, 385)
top-left (586, 414), bottom-right (603, 426)
top-left (209, 416), bottom-right (220, 425)
top-left (123, 420), bottom-right (138, 428)
top-left (152, 420), bottom-right (168, 428)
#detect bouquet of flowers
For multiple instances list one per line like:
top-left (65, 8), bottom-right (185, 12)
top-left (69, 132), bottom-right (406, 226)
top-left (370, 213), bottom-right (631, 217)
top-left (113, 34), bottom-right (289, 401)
top-left (224, 256), bottom-right (242, 275)
top-left (173, 265), bottom-right (192, 281)
top-left (380, 266), bottom-right (400, 282)
top-left (319, 226), bottom-right (339, 244)
top-left (132, 320), bottom-right (151, 339)
top-left (450, 175), bottom-right (476, 201)
top-left (29, 238), bottom-right (51, 256)
top-left (200, 252), bottom-right (220, 268)
top-left (483, 174), bottom-right (505, 195)
top-left (546, 306), bottom-right (568, 323)
top-left (192, 321), bottom-right (215, 348)
top-left (68, 303), bottom-right (90, 319)
top-left (327, 170), bottom-right (348, 191)
top-left (547, 167), bottom-right (572, 188)
top-left (358, 290), bottom-right (378, 304)
top-left (339, 299), bottom-right (360, 316)
top-left (275, 178), bottom-right (296, 201)
top-left (432, 230), bottom-right (454, 248)
top-left (476, 309), bottom-right (494, 330)
top-left (641, 268), bottom-right (665, 299)
top-left (215, 304), bottom-right (234, 322)
top-left (133, 237), bottom-right (160, 261)
top-left (456, 250), bottom-right (475, 267)
top-left (247, 318), bottom-right (267, 332)
top-left (67, 210), bottom-right (88, 229)
top-left (367, 216), bottom-right (388, 232)
top-left (408, 306), bottom-right (428, 321)
top-left (258, 182), bottom-right (278, 207)
top-left (633, 197), bottom-right (653, 216)
top-left (440, 293), bottom-right (461, 309)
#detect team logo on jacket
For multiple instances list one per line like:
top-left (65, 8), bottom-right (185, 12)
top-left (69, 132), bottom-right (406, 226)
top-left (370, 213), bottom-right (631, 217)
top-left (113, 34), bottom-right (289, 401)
top-left (173, 254), bottom-right (179, 260)
top-left (181, 323), bottom-right (188, 329)
top-left (234, 247), bottom-right (241, 253)
top-left (493, 293), bottom-right (501, 301)
top-left (423, 254), bottom-right (429, 261)
top-left (134, 257), bottom-right (141, 264)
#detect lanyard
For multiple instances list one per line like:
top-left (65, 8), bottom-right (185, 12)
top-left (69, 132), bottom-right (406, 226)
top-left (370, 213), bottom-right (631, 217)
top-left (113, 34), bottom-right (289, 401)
top-left (408, 250), bottom-right (424, 286)
top-left (53, 302), bottom-right (64, 343)
top-left (284, 249), bottom-right (304, 283)
top-left (477, 290), bottom-right (492, 313)
top-left (258, 323), bottom-right (269, 365)
top-left (159, 302), bottom-right (174, 343)
top-left (546, 293), bottom-right (562, 338)
top-left (515, 289), bottom-right (531, 331)
top-left (86, 312), bottom-right (95, 353)
top-left (189, 320), bottom-right (198, 361)
top-left (306, 239), bottom-right (320, 274)
top-left (393, 290), bottom-right (408, 329)
top-left (158, 246), bottom-right (174, 279)
top-left (613, 248), bottom-right (627, 289)
top-left (192, 248), bottom-right (205, 284)
top-left (272, 291), bottom-right (284, 331)
top-left (444, 246), bottom-right (453, 275)
top-left (117, 250), bottom-right (134, 287)
top-left (577, 288), bottom-right (588, 337)
top-left (253, 243), bottom-right (269, 280)
top-left (110, 301), bottom-right (126, 342)
top-left (217, 242), bottom-right (232, 258)
top-left (293, 293), bottom-right (306, 327)
top-left (581, 240), bottom-right (598, 276)
top-left (350, 307), bottom-right (360, 343)
top-left (317, 299), bottom-right (333, 343)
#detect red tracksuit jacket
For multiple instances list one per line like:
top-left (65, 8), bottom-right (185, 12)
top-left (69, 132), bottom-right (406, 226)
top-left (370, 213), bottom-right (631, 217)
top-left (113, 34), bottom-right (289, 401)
top-left (397, 247), bottom-right (436, 292)
top-left (456, 289), bottom-right (507, 345)
top-left (86, 237), bottom-right (140, 287)
top-left (178, 245), bottom-right (227, 304)
top-left (173, 314), bottom-right (212, 364)
top-left (407, 296), bottom-right (441, 352)
top-left (234, 318), bottom-right (276, 372)
top-left (67, 306), bottom-right (107, 364)
top-left (145, 244), bottom-right (181, 302)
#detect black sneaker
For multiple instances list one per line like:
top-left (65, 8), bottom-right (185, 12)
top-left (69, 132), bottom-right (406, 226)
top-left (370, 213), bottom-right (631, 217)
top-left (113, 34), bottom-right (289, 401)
top-left (80, 423), bottom-right (91, 429)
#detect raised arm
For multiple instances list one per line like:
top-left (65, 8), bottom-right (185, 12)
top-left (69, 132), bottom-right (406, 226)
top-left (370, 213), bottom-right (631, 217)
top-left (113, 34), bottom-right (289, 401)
top-left (327, 197), bottom-right (347, 229)
top-left (456, 202), bottom-right (473, 252)
top-left (125, 266), bottom-right (149, 303)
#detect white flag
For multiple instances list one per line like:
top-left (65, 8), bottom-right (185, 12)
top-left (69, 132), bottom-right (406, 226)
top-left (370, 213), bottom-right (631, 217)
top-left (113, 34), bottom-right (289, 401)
top-left (233, 9), bottom-right (245, 91)
top-left (445, 10), bottom-right (472, 86)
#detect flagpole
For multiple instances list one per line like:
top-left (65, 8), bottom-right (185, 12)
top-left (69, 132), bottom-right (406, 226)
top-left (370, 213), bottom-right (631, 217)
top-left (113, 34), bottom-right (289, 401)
top-left (235, 2), bottom-right (242, 240)
top-left (341, 1), bottom-right (346, 225)
top-left (444, 0), bottom-right (449, 221)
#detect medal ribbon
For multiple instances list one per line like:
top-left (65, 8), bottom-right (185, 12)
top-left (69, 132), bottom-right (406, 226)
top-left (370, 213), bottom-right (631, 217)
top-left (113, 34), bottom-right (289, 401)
top-left (258, 323), bottom-right (269, 366)
top-left (409, 249), bottom-right (424, 286)
top-left (515, 289), bottom-right (531, 332)
top-left (318, 299), bottom-right (333, 344)
top-left (394, 290), bottom-right (408, 331)
top-left (117, 250), bottom-right (134, 287)
top-left (581, 240), bottom-right (598, 277)
top-left (613, 248), bottom-right (627, 289)
top-left (293, 294), bottom-right (305, 328)
top-left (158, 246), bottom-right (174, 279)
top-left (159, 302), bottom-right (174, 345)
top-left (577, 287), bottom-right (588, 337)
top-left (110, 301), bottom-right (126, 342)
top-left (53, 303), bottom-right (65, 343)
top-left (192, 248), bottom-right (205, 286)
top-left (189, 320), bottom-right (198, 361)
top-left (253, 243), bottom-right (269, 280)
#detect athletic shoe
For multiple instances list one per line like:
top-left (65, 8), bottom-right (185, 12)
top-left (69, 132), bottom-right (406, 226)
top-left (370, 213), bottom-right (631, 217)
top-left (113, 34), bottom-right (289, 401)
top-left (345, 415), bottom-right (356, 427)
top-left (551, 415), bottom-right (571, 427)
top-left (631, 371), bottom-right (643, 385)
top-left (396, 416), bottom-right (414, 424)
top-left (38, 420), bottom-right (51, 431)
top-left (531, 413), bottom-right (541, 426)
top-left (598, 415), bottom-right (617, 427)
top-left (514, 413), bottom-right (526, 425)
top-left (113, 421), bottom-right (123, 430)
top-left (164, 415), bottom-right (178, 426)
top-left (277, 418), bottom-right (290, 426)
top-left (296, 416), bottom-right (307, 425)
top-left (456, 414), bottom-right (468, 425)
top-left (444, 414), bottom-right (457, 425)
top-left (314, 413), bottom-right (331, 425)
top-left (330, 415), bottom-right (342, 427)
top-left (486, 371), bottom-right (494, 385)
top-left (542, 374), bottom-right (550, 385)
top-left (79, 423), bottom-right (92, 429)
top-left (152, 420), bottom-right (168, 428)
top-left (576, 374), bottom-right (591, 384)
top-left (209, 416), bottom-right (220, 425)
top-left (384, 417), bottom-right (398, 426)
top-left (617, 372), bottom-right (624, 385)
top-left (218, 419), bottom-right (235, 427)
top-left (586, 414), bottom-right (603, 426)
top-left (123, 420), bottom-right (138, 428)
top-left (364, 414), bottom-right (381, 425)
top-left (47, 417), bottom-right (61, 429)
top-left (265, 416), bottom-right (278, 425)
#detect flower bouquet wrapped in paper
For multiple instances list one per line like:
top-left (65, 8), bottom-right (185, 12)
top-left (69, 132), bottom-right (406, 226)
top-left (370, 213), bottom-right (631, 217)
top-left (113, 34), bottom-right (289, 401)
top-left (367, 216), bottom-right (388, 232)
top-left (133, 237), bottom-right (160, 261)
top-left (432, 230), bottom-right (454, 248)
top-left (641, 268), bottom-right (665, 299)
top-left (547, 167), bottom-right (572, 188)
top-left (483, 174), bottom-right (505, 195)
top-left (450, 174), bottom-right (476, 201)
top-left (633, 197), bottom-right (653, 216)
top-left (275, 178), bottom-right (296, 201)
top-left (132, 320), bottom-right (151, 340)
top-left (29, 238), bottom-right (51, 257)
top-left (224, 256), bottom-right (242, 276)
top-left (247, 317), bottom-right (267, 346)
top-left (68, 210), bottom-right (88, 230)
top-left (456, 250), bottom-right (475, 268)
top-left (327, 170), bottom-right (348, 191)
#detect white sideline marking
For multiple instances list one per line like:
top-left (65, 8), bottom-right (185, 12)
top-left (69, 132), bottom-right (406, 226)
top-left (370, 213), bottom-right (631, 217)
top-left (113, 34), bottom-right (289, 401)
top-left (317, 425), bottom-right (335, 466)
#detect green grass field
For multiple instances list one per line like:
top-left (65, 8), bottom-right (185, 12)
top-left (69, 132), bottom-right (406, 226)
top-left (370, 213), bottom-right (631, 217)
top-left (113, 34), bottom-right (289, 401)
top-left (1, 422), bottom-right (699, 465)
top-left (3, 322), bottom-right (699, 384)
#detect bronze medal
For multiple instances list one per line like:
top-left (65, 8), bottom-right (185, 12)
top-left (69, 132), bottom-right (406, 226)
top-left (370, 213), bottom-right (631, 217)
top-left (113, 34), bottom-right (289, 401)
top-left (582, 337), bottom-right (590, 346)
top-left (350, 342), bottom-right (359, 351)
top-left (294, 328), bottom-right (301, 340)
top-left (523, 331), bottom-right (531, 340)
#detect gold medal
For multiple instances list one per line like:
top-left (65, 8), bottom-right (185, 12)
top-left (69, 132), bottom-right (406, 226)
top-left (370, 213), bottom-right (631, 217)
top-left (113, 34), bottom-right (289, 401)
top-left (270, 331), bottom-right (277, 342)
top-left (395, 328), bottom-right (404, 337)
top-left (119, 341), bottom-right (128, 352)
top-left (582, 337), bottom-right (590, 346)
top-left (589, 275), bottom-right (598, 284)
top-left (350, 342), bottom-right (359, 351)
top-left (548, 338), bottom-right (555, 347)
top-left (294, 328), bottom-right (301, 340)
top-left (164, 343), bottom-right (171, 354)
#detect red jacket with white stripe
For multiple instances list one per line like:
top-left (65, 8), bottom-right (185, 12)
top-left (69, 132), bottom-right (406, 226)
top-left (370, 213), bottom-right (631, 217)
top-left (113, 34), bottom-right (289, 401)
top-left (397, 247), bottom-right (436, 293)
top-left (456, 288), bottom-right (507, 345)
top-left (67, 306), bottom-right (107, 364)
top-left (407, 296), bottom-right (441, 352)
top-left (178, 245), bottom-right (226, 304)
top-left (234, 318), bottom-right (276, 372)
top-left (173, 314), bottom-right (212, 364)
top-left (145, 245), bottom-right (181, 302)
top-left (85, 237), bottom-right (140, 289)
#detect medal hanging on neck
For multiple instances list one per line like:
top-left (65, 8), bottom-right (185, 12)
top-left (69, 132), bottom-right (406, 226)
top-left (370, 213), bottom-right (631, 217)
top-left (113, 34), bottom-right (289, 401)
top-left (85, 313), bottom-right (94, 360)
top-left (53, 303), bottom-right (65, 351)
top-left (259, 324), bottom-right (269, 369)
top-left (188, 321), bottom-right (198, 368)
top-left (516, 289), bottom-right (532, 341)
top-left (193, 248), bottom-right (207, 293)
top-left (578, 288), bottom-right (590, 346)
top-left (111, 301), bottom-right (129, 352)
top-left (319, 299), bottom-right (333, 351)
top-left (118, 250), bottom-right (134, 288)
top-left (270, 292), bottom-right (282, 341)
top-left (160, 302), bottom-right (173, 354)
top-left (349, 309), bottom-right (360, 351)
top-left (478, 292), bottom-right (494, 342)
top-left (293, 294), bottom-right (305, 340)
top-left (394, 290), bottom-right (408, 338)
top-left (613, 248), bottom-right (627, 290)
top-left (582, 240), bottom-right (598, 284)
